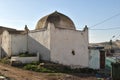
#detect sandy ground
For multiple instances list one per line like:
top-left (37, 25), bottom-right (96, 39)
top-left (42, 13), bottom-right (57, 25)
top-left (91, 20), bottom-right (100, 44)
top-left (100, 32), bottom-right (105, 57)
top-left (0, 63), bottom-right (97, 80)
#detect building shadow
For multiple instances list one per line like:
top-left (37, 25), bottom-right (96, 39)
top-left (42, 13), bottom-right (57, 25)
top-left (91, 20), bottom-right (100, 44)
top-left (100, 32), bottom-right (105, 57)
top-left (28, 35), bottom-right (50, 61)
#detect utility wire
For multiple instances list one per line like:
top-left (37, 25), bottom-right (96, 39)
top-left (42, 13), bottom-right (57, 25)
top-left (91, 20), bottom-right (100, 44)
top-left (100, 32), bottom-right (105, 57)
top-left (90, 27), bottom-right (120, 30)
top-left (89, 12), bottom-right (120, 28)
top-left (115, 34), bottom-right (120, 40)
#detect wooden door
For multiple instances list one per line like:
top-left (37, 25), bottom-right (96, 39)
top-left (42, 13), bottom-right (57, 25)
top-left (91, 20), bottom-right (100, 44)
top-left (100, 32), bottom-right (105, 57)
top-left (100, 50), bottom-right (105, 69)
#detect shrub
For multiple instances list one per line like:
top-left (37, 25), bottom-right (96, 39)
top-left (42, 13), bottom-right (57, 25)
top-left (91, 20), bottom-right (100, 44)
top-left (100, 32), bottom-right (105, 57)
top-left (23, 64), bottom-right (37, 71)
top-left (21, 61), bottom-right (97, 74)
top-left (11, 61), bottom-right (23, 67)
top-left (38, 67), bottom-right (53, 72)
top-left (0, 57), bottom-right (10, 64)
top-left (23, 63), bottom-right (54, 73)
top-left (30, 61), bottom-right (39, 65)
top-left (19, 52), bottom-right (36, 57)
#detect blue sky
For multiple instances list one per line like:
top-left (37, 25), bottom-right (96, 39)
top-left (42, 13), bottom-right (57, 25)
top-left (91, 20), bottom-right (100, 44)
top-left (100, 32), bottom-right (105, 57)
top-left (0, 0), bottom-right (120, 43)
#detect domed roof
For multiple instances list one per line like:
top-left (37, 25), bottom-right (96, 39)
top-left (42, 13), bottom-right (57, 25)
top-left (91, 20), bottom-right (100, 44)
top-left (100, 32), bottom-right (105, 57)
top-left (35, 11), bottom-right (76, 30)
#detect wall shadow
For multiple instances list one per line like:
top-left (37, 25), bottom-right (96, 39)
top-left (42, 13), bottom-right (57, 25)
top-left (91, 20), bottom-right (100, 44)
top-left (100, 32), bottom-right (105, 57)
top-left (28, 35), bottom-right (50, 61)
top-left (1, 47), bottom-right (8, 58)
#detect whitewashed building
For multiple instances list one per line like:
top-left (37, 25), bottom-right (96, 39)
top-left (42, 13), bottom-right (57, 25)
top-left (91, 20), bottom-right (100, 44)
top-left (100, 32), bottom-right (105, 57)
top-left (0, 11), bottom-right (89, 68)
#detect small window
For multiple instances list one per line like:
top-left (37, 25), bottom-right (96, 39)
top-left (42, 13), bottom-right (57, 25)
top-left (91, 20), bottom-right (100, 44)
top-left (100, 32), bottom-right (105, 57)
top-left (72, 50), bottom-right (75, 55)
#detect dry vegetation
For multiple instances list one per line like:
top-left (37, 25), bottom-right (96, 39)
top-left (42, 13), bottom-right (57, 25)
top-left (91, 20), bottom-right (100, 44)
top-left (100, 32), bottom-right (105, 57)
top-left (0, 62), bottom-right (97, 80)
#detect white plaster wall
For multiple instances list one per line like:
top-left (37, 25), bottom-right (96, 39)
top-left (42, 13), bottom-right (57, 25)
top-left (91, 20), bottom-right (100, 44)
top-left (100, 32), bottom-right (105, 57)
top-left (28, 29), bottom-right (50, 61)
top-left (0, 35), bottom-right (1, 43)
top-left (0, 35), bottom-right (1, 58)
top-left (1, 31), bottom-right (11, 56)
top-left (0, 45), bottom-right (2, 59)
top-left (11, 34), bottom-right (27, 55)
top-left (89, 49), bottom-right (100, 69)
top-left (50, 24), bottom-right (89, 68)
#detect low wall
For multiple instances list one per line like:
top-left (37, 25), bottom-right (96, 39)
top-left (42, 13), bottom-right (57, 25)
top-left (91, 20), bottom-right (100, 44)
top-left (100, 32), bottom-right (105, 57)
top-left (105, 57), bottom-right (116, 70)
top-left (89, 49), bottom-right (100, 69)
top-left (111, 63), bottom-right (120, 80)
top-left (11, 53), bottom-right (39, 63)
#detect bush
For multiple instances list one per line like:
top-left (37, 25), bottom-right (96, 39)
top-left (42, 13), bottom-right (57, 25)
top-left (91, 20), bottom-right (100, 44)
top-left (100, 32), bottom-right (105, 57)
top-left (23, 63), bottom-right (54, 73)
top-left (19, 52), bottom-right (36, 57)
top-left (0, 57), bottom-right (10, 64)
top-left (21, 61), bottom-right (97, 74)
top-left (72, 68), bottom-right (97, 74)
top-left (11, 61), bottom-right (23, 67)
top-left (23, 64), bottom-right (37, 71)
top-left (38, 67), bottom-right (53, 73)
top-left (30, 61), bottom-right (39, 65)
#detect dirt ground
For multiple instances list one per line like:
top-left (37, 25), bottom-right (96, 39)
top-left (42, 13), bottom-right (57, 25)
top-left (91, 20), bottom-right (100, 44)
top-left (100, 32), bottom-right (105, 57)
top-left (0, 63), bottom-right (97, 80)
